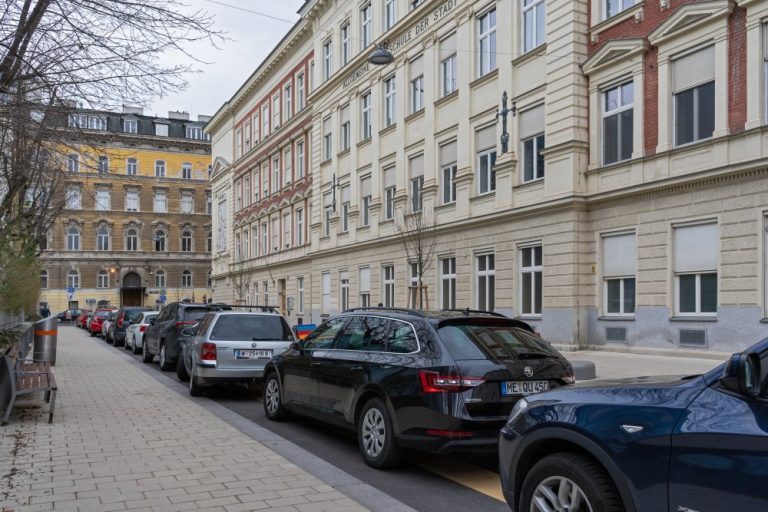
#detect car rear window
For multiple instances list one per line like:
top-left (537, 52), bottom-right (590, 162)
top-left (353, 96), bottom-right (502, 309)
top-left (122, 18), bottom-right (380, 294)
top-left (142, 313), bottom-right (157, 322)
top-left (437, 322), bottom-right (560, 361)
top-left (182, 307), bottom-right (209, 322)
top-left (95, 311), bottom-right (111, 318)
top-left (125, 309), bottom-right (147, 322)
top-left (210, 315), bottom-right (294, 341)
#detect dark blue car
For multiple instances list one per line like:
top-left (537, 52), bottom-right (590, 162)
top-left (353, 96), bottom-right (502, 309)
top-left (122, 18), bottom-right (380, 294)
top-left (499, 337), bottom-right (768, 512)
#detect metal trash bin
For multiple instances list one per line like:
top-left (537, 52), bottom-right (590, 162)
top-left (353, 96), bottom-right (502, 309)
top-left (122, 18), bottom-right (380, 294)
top-left (33, 316), bottom-right (58, 365)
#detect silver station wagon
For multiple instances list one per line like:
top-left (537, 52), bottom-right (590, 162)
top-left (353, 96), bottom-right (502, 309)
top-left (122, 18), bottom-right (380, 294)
top-left (177, 309), bottom-right (295, 396)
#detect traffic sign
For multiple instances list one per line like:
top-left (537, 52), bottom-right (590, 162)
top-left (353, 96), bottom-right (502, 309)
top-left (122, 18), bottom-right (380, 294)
top-left (66, 286), bottom-right (75, 294)
top-left (159, 295), bottom-right (167, 303)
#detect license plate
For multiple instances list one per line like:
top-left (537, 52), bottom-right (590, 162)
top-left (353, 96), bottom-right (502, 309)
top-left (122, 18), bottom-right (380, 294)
top-left (234, 349), bottom-right (272, 359)
top-left (502, 380), bottom-right (549, 396)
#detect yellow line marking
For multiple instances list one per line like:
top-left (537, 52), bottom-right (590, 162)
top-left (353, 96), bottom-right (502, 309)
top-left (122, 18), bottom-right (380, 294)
top-left (409, 454), bottom-right (505, 502)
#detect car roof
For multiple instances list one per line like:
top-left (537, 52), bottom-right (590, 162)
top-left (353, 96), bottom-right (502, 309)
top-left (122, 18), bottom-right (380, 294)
top-left (210, 310), bottom-right (280, 316)
top-left (338, 308), bottom-right (508, 321)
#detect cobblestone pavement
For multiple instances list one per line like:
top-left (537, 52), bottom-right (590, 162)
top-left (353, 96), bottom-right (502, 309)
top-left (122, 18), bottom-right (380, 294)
top-left (0, 326), bottom-right (379, 512)
top-left (567, 350), bottom-right (720, 380)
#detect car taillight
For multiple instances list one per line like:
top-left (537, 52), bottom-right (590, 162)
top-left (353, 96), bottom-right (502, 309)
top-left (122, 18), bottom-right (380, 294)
top-left (200, 342), bottom-right (216, 361)
top-left (139, 325), bottom-right (146, 333)
top-left (175, 321), bottom-right (196, 328)
top-left (419, 370), bottom-right (484, 393)
top-left (117, 314), bottom-right (123, 327)
top-left (563, 368), bottom-right (576, 385)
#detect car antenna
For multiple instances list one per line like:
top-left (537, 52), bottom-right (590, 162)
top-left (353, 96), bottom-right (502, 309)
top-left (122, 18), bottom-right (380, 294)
top-left (464, 307), bottom-right (470, 317)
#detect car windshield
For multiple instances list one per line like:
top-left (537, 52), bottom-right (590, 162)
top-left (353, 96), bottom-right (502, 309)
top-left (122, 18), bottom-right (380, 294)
top-left (437, 322), bottom-right (560, 361)
top-left (183, 307), bottom-right (210, 322)
top-left (210, 315), bottom-right (294, 341)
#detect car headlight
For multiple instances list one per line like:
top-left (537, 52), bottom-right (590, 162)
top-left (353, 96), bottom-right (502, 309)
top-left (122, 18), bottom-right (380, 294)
top-left (507, 397), bottom-right (529, 426)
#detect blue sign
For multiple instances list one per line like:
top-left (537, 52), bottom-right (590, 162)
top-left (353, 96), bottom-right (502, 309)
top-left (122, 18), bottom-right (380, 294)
top-left (159, 295), bottom-right (167, 303)
top-left (66, 287), bottom-right (75, 294)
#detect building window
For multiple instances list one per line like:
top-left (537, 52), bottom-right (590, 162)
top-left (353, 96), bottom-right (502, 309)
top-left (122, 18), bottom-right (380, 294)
top-left (207, 270), bottom-right (212, 288)
top-left (341, 185), bottom-right (350, 233)
top-left (181, 230), bottom-right (193, 252)
top-left (181, 192), bottom-right (193, 214)
top-left (154, 270), bottom-right (165, 287)
top-left (244, 123), bottom-right (252, 152)
top-left (384, 75), bottom-right (396, 127)
top-left (340, 271), bottom-right (350, 311)
top-left (262, 104), bottom-right (270, 137)
top-left (206, 193), bottom-right (212, 214)
top-left (186, 126), bottom-right (204, 139)
top-left (296, 207), bottom-right (304, 245)
top-left (341, 22), bottom-right (351, 65)
top-left (123, 119), bottom-right (137, 134)
top-left (603, 82), bottom-right (633, 164)
top-left (383, 265), bottom-right (395, 307)
top-left (296, 140), bottom-right (305, 179)
top-left (261, 222), bottom-right (268, 255)
top-left (522, 0), bottom-right (545, 53)
top-left (95, 189), bottom-right (110, 211)
top-left (323, 39), bottom-right (333, 81)
top-left (155, 160), bottom-right (165, 177)
top-left (272, 94), bottom-right (280, 130)
top-left (322, 271), bottom-right (331, 314)
top-left (384, 0), bottom-right (396, 30)
top-left (182, 270), bottom-right (192, 288)
top-left (207, 231), bottom-right (212, 253)
top-left (604, 0), bottom-right (635, 19)
top-left (182, 163), bottom-right (192, 180)
top-left (273, 157), bottom-right (281, 191)
top-left (477, 126), bottom-right (496, 194)
top-left (520, 104), bottom-right (545, 182)
top-left (297, 73), bottom-right (305, 111)
top-left (476, 253), bottom-right (495, 311)
top-left (67, 227), bottom-right (81, 251)
top-left (340, 105), bottom-right (351, 151)
top-left (284, 84), bottom-right (292, 122)
top-left (154, 190), bottom-right (167, 213)
top-left (674, 46), bottom-right (715, 147)
top-left (67, 270), bottom-right (80, 289)
top-left (283, 212), bottom-right (291, 248)
top-left (297, 276), bottom-right (304, 314)
top-left (409, 263), bottom-right (420, 308)
top-left (66, 186), bottom-right (81, 209)
top-left (40, 270), bottom-right (48, 289)
top-left (88, 116), bottom-right (107, 130)
top-left (440, 40), bottom-right (457, 97)
top-left (126, 158), bottom-right (137, 176)
top-left (361, 91), bottom-right (372, 139)
top-left (98, 155), bottom-right (109, 174)
top-left (68, 154), bottom-right (79, 173)
top-left (253, 113), bottom-right (260, 145)
top-left (271, 216), bottom-right (279, 251)
top-left (440, 257), bottom-right (456, 309)
top-left (674, 222), bottom-right (718, 315)
top-left (359, 267), bottom-right (371, 307)
top-left (383, 166), bottom-right (396, 220)
top-left (155, 230), bottom-right (166, 252)
top-left (361, 176), bottom-right (371, 227)
top-left (409, 154), bottom-right (424, 213)
top-left (602, 232), bottom-right (636, 315)
top-left (126, 228), bottom-right (139, 251)
top-left (520, 245), bottom-right (542, 316)
top-left (361, 3), bottom-right (372, 49)
top-left (155, 123), bottom-right (169, 137)
top-left (478, 8), bottom-right (496, 77)
top-left (323, 116), bottom-right (333, 161)
top-left (323, 192), bottom-right (332, 237)
top-left (96, 227), bottom-right (109, 251)
top-left (262, 163), bottom-right (270, 196)
top-left (244, 175), bottom-right (251, 207)
top-left (97, 270), bottom-right (109, 289)
top-left (234, 233), bottom-right (241, 261)
top-left (126, 190), bottom-right (139, 212)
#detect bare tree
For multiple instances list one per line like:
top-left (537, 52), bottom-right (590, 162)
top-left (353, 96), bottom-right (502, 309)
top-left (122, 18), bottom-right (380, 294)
top-left (231, 262), bottom-right (249, 305)
top-left (394, 208), bottom-right (438, 310)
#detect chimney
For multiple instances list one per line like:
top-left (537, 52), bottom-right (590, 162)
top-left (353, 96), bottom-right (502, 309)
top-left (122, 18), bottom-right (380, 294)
top-left (168, 110), bottom-right (190, 121)
top-left (123, 105), bottom-right (144, 115)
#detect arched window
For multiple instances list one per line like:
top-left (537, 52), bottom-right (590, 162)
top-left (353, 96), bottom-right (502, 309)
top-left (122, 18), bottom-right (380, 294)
top-left (181, 270), bottom-right (192, 288)
top-left (181, 230), bottom-right (193, 252)
top-left (67, 227), bottom-right (80, 251)
top-left (40, 270), bottom-right (49, 289)
top-left (154, 230), bottom-right (166, 252)
top-left (97, 270), bottom-right (109, 288)
top-left (126, 228), bottom-right (138, 251)
top-left (155, 270), bottom-right (165, 287)
top-left (67, 270), bottom-right (80, 288)
top-left (96, 227), bottom-right (109, 251)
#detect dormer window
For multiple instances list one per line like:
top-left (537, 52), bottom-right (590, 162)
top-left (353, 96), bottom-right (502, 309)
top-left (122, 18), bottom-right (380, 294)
top-left (155, 123), bottom-right (169, 137)
top-left (123, 119), bottom-right (137, 134)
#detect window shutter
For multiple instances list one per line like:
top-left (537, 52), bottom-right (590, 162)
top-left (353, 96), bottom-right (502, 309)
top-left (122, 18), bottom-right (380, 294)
top-left (520, 104), bottom-right (545, 139)
top-left (602, 233), bottom-right (636, 277)
top-left (340, 270), bottom-right (349, 281)
top-left (340, 104), bottom-right (350, 124)
top-left (323, 191), bottom-right (332, 207)
top-left (475, 125), bottom-right (496, 151)
top-left (361, 176), bottom-right (372, 197)
top-left (360, 267), bottom-right (371, 292)
top-left (440, 140), bottom-right (457, 166)
top-left (409, 55), bottom-right (424, 77)
top-left (323, 116), bottom-right (331, 134)
top-left (674, 222), bottom-right (719, 272)
top-left (409, 154), bottom-right (424, 178)
top-left (673, 46), bottom-right (715, 93)
top-left (383, 166), bottom-right (396, 188)
top-left (341, 185), bottom-right (350, 203)
top-left (440, 33), bottom-right (457, 61)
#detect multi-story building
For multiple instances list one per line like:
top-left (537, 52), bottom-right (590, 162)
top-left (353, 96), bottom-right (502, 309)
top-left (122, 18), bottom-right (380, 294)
top-left (40, 108), bottom-right (213, 312)
top-left (209, 0), bottom-right (768, 355)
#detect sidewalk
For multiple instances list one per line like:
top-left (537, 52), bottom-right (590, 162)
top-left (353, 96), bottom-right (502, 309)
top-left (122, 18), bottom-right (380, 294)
top-left (566, 350), bottom-right (719, 380)
top-left (0, 326), bottom-right (406, 512)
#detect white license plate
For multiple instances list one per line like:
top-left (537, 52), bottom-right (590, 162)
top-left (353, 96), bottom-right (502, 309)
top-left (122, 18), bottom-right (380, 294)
top-left (502, 380), bottom-right (549, 396)
top-left (234, 349), bottom-right (272, 359)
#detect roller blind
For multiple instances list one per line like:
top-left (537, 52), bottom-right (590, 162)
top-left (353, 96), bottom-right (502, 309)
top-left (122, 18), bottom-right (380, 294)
top-left (341, 185), bottom-right (350, 203)
top-left (440, 33), bottom-right (457, 61)
top-left (340, 104), bottom-right (350, 124)
top-left (339, 270), bottom-right (349, 281)
top-left (476, 126), bottom-right (496, 151)
top-left (409, 154), bottom-right (424, 178)
top-left (410, 55), bottom-right (424, 78)
top-left (673, 46), bottom-right (715, 93)
top-left (361, 176), bottom-right (371, 197)
top-left (323, 116), bottom-right (331, 134)
top-left (674, 222), bottom-right (719, 272)
top-left (440, 140), bottom-right (457, 166)
top-left (383, 166), bottom-right (396, 188)
top-left (359, 267), bottom-right (371, 292)
top-left (323, 191), bottom-right (332, 207)
top-left (520, 104), bottom-right (545, 139)
top-left (602, 233), bottom-right (636, 277)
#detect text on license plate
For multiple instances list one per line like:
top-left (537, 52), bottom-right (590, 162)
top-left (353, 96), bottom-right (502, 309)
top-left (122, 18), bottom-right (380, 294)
top-left (234, 349), bottom-right (272, 359)
top-left (502, 380), bottom-right (549, 396)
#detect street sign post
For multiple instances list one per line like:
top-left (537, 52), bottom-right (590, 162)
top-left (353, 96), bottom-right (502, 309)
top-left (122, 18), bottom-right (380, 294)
top-left (159, 295), bottom-right (166, 303)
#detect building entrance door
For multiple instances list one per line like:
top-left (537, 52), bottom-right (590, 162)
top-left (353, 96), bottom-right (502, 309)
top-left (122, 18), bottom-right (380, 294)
top-left (121, 272), bottom-right (144, 307)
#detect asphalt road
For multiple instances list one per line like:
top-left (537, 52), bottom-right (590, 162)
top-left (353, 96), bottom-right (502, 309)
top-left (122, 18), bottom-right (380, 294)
top-left (84, 326), bottom-right (509, 512)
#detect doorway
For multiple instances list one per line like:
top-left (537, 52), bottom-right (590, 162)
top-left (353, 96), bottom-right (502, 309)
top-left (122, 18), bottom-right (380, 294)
top-left (121, 272), bottom-right (144, 307)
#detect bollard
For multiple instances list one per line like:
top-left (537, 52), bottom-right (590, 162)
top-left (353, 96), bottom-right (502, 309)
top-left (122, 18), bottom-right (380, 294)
top-left (33, 316), bottom-right (58, 365)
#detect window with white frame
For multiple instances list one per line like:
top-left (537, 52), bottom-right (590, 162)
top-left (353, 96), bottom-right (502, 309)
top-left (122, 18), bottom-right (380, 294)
top-left (217, 198), bottom-right (227, 252)
top-left (283, 148), bottom-right (292, 184)
top-left (95, 189), bottom-right (110, 211)
top-left (520, 105), bottom-right (545, 182)
top-left (297, 276), bottom-right (304, 314)
top-left (323, 39), bottom-right (333, 81)
top-left (262, 104), bottom-right (270, 137)
top-left (673, 46), bottom-right (715, 147)
top-left (440, 141), bottom-right (458, 204)
top-left (235, 231), bottom-right (242, 261)
top-left (602, 232), bottom-right (636, 315)
top-left (323, 116), bottom-right (333, 161)
top-left (440, 33), bottom-right (457, 96)
top-left (361, 91), bottom-right (372, 139)
top-left (441, 257), bottom-right (456, 309)
top-left (67, 270), bottom-right (80, 288)
top-left (123, 119), bottom-right (137, 134)
top-left (66, 186), bottom-right (81, 209)
top-left (322, 271), bottom-right (332, 313)
top-left (297, 73), bottom-right (306, 111)
top-left (603, 81), bottom-right (634, 164)
top-left (383, 265), bottom-right (395, 307)
top-left (98, 155), bottom-right (109, 174)
top-left (384, 75), bottom-right (396, 127)
top-left (340, 104), bottom-right (351, 151)
top-left (323, 192), bottom-right (333, 237)
top-left (384, 0), bottom-right (396, 30)
top-left (97, 270), bottom-right (109, 288)
top-left (674, 222), bottom-right (718, 315)
top-left (409, 262), bottom-right (420, 308)
top-left (236, 128), bottom-right (243, 158)
top-left (361, 3), bottom-right (372, 49)
top-left (478, 8), bottom-right (496, 77)
top-left (383, 166), bottom-right (396, 220)
top-left (155, 160), bottom-right (165, 177)
top-left (271, 216), bottom-right (279, 251)
top-left (273, 156), bottom-right (281, 191)
top-left (96, 227), bottom-right (109, 251)
top-left (341, 22), bottom-right (351, 65)
top-left (251, 225), bottom-right (258, 256)
top-left (182, 270), bottom-right (192, 288)
top-left (126, 157), bottom-right (137, 176)
top-left (283, 211), bottom-right (291, 248)
top-left (235, 179), bottom-right (242, 210)
top-left (284, 84), bottom-right (292, 122)
top-left (155, 123), bottom-right (169, 136)
top-left (297, 139), bottom-right (305, 179)
top-left (154, 190), bottom-right (167, 213)
top-left (520, 245), bottom-right (543, 316)
top-left (522, 0), bottom-right (545, 53)
top-left (181, 192), bottom-right (193, 214)
top-left (181, 162), bottom-right (192, 180)
top-left (263, 280), bottom-right (269, 305)
top-left (244, 175), bottom-right (251, 206)
top-left (262, 162), bottom-right (270, 195)
top-left (126, 228), bottom-right (139, 251)
top-left (244, 122), bottom-right (251, 152)
top-left (477, 126), bottom-right (497, 194)
top-left (359, 267), bottom-right (371, 306)
top-left (409, 154), bottom-right (424, 213)
top-left (341, 185), bottom-right (350, 232)
top-left (155, 230), bottom-right (166, 252)
top-left (186, 126), bottom-right (204, 140)
top-left (261, 221), bottom-right (268, 254)
top-left (67, 154), bottom-right (79, 173)
top-left (361, 176), bottom-right (372, 227)
top-left (154, 270), bottom-right (165, 287)
top-left (476, 253), bottom-right (495, 311)
top-left (125, 189), bottom-right (139, 212)
top-left (253, 112), bottom-right (260, 144)
top-left (67, 226), bottom-right (81, 250)
top-left (296, 207), bottom-right (304, 245)
top-left (272, 94), bottom-right (281, 130)
top-left (604, 0), bottom-right (635, 19)
top-left (410, 56), bottom-right (424, 113)
top-left (340, 270), bottom-right (350, 311)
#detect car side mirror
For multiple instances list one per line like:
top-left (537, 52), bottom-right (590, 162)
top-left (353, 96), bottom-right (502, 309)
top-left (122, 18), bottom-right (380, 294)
top-left (289, 341), bottom-right (304, 352)
top-left (721, 352), bottom-right (761, 398)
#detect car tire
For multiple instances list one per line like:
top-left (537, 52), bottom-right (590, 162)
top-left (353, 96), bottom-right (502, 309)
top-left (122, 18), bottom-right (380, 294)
top-left (263, 373), bottom-right (290, 421)
top-left (123, 336), bottom-right (131, 350)
top-left (520, 452), bottom-right (624, 512)
top-left (105, 330), bottom-right (111, 344)
top-left (141, 339), bottom-right (153, 363)
top-left (176, 356), bottom-right (189, 382)
top-left (132, 337), bottom-right (142, 355)
top-left (357, 398), bottom-right (402, 469)
top-left (89, 329), bottom-right (96, 337)
top-left (158, 343), bottom-right (173, 371)
top-left (189, 369), bottom-right (203, 397)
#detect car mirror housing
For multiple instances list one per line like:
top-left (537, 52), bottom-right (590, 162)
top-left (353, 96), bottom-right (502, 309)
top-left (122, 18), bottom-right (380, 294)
top-left (721, 352), bottom-right (761, 398)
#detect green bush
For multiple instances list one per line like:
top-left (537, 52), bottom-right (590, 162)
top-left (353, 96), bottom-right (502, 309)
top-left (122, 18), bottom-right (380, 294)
top-left (0, 238), bottom-right (41, 316)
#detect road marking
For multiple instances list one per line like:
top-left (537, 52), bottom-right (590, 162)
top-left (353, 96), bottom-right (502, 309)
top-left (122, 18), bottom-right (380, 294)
top-left (410, 454), bottom-right (505, 502)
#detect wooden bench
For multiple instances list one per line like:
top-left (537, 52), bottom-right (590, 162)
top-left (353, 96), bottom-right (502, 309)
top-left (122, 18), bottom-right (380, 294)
top-left (1, 340), bottom-right (57, 425)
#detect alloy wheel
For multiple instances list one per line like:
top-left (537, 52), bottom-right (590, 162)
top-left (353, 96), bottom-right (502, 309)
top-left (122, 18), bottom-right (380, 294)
top-left (530, 476), bottom-right (593, 512)
top-left (361, 407), bottom-right (385, 458)
top-left (265, 378), bottom-right (280, 416)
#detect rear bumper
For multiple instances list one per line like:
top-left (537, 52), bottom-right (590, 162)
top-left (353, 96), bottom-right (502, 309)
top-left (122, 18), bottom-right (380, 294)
top-left (195, 364), bottom-right (264, 384)
top-left (397, 432), bottom-right (499, 454)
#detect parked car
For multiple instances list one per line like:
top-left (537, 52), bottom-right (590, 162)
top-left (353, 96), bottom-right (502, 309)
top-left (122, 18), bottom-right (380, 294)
top-left (178, 309), bottom-right (294, 395)
top-left (263, 308), bottom-right (574, 468)
top-left (107, 307), bottom-right (152, 346)
top-left (125, 311), bottom-right (158, 354)
top-left (174, 323), bottom-right (200, 382)
top-left (143, 302), bottom-right (216, 370)
top-left (101, 311), bottom-right (116, 340)
top-left (498, 337), bottom-right (768, 512)
top-left (78, 309), bottom-right (92, 329)
top-left (68, 309), bottom-right (82, 323)
top-left (88, 308), bottom-right (115, 337)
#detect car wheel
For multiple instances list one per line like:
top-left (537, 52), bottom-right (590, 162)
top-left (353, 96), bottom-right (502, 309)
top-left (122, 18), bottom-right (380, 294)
top-left (132, 337), bottom-right (142, 355)
top-left (357, 398), bottom-right (402, 469)
top-left (159, 343), bottom-right (173, 371)
top-left (176, 356), bottom-right (189, 382)
top-left (189, 368), bottom-right (203, 397)
top-left (123, 335), bottom-right (131, 350)
top-left (89, 329), bottom-right (96, 337)
top-left (141, 339), bottom-right (153, 363)
top-left (263, 373), bottom-right (290, 421)
top-left (520, 453), bottom-right (624, 512)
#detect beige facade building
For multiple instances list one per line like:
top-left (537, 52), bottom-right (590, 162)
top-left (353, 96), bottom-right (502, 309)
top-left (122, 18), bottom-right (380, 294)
top-left (208, 0), bottom-right (768, 354)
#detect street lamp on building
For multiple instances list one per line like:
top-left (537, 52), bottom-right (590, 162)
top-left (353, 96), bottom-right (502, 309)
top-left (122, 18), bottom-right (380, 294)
top-left (368, 45), bottom-right (394, 66)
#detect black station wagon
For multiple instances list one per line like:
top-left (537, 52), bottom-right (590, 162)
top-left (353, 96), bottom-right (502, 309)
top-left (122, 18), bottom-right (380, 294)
top-left (263, 308), bottom-right (575, 468)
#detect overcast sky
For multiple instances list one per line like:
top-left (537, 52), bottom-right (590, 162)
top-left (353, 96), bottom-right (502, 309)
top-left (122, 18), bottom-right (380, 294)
top-left (149, 0), bottom-right (305, 120)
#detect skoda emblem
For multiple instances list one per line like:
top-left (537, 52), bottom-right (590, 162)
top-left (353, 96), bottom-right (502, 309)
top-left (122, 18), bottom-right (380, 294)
top-left (251, 342), bottom-right (258, 348)
top-left (523, 366), bottom-right (534, 378)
